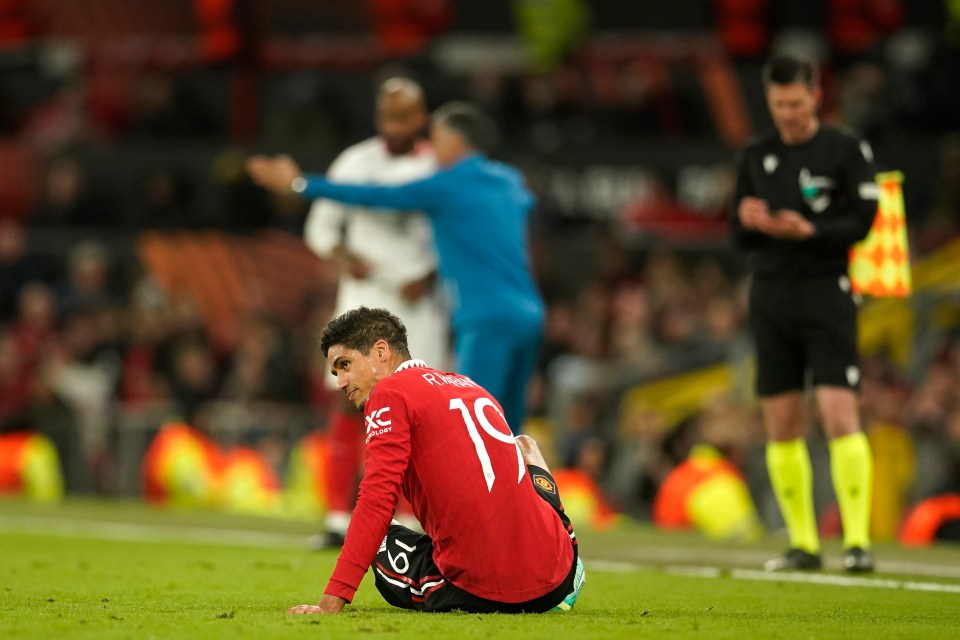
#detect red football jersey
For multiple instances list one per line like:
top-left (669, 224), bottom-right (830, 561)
top-left (325, 360), bottom-right (573, 603)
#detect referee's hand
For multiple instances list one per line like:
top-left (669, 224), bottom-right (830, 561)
top-left (738, 196), bottom-right (771, 230)
top-left (762, 209), bottom-right (815, 240)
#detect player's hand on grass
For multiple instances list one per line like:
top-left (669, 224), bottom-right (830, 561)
top-left (287, 594), bottom-right (348, 614)
top-left (246, 154), bottom-right (304, 194)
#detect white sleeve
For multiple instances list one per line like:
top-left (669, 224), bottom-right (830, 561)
top-left (303, 198), bottom-right (345, 258)
top-left (302, 152), bottom-right (353, 258)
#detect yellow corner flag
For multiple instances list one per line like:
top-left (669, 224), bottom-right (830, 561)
top-left (849, 171), bottom-right (912, 297)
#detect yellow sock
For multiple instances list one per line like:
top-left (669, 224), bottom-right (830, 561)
top-left (829, 431), bottom-right (873, 549)
top-left (766, 438), bottom-right (820, 554)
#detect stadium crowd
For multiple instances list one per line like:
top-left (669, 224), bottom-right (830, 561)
top-left (2, 0), bottom-right (960, 542)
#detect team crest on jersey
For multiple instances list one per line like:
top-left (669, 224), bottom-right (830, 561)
top-left (763, 154), bottom-right (779, 174)
top-left (533, 475), bottom-right (556, 494)
top-left (799, 168), bottom-right (836, 213)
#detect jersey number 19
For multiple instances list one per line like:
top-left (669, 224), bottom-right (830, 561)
top-left (449, 397), bottom-right (526, 492)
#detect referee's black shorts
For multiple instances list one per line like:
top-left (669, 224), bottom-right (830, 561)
top-left (371, 465), bottom-right (578, 613)
top-left (748, 274), bottom-right (861, 397)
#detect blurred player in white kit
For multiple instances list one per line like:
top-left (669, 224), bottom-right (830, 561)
top-left (304, 77), bottom-right (448, 547)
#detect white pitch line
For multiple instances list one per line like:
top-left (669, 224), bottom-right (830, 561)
top-left (618, 544), bottom-right (960, 579)
top-left (729, 568), bottom-right (960, 594)
top-left (0, 514), bottom-right (310, 549)
top-left (584, 559), bottom-right (960, 595)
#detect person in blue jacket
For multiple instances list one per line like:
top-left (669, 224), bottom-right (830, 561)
top-left (247, 102), bottom-right (545, 434)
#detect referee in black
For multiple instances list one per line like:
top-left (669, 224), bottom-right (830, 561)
top-left (732, 55), bottom-right (878, 573)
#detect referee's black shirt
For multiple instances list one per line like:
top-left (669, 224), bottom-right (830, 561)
top-left (731, 125), bottom-right (879, 279)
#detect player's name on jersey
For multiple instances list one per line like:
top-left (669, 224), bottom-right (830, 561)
top-left (421, 372), bottom-right (480, 389)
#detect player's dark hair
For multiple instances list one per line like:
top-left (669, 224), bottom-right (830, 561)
top-left (319, 306), bottom-right (411, 359)
top-left (432, 101), bottom-right (500, 153)
top-left (762, 55), bottom-right (818, 89)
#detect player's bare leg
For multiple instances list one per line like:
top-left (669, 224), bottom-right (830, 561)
top-left (762, 391), bottom-right (822, 571)
top-left (817, 385), bottom-right (875, 572)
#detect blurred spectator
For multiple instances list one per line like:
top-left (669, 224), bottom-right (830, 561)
top-left (117, 278), bottom-right (171, 410)
top-left (608, 283), bottom-right (663, 374)
top-left (26, 356), bottom-right (82, 492)
top-left (55, 240), bottom-right (120, 316)
top-left (604, 408), bottom-right (668, 518)
top-left (908, 357), bottom-right (960, 499)
top-left (128, 73), bottom-right (219, 140)
top-left (703, 296), bottom-right (742, 345)
top-left (21, 79), bottom-right (99, 152)
top-left (221, 313), bottom-right (303, 403)
top-left (542, 285), bottom-right (609, 436)
top-left (0, 0), bottom-right (956, 517)
top-left (11, 281), bottom-right (59, 373)
top-left (828, 0), bottom-right (904, 64)
top-left (919, 133), bottom-right (960, 251)
top-left (31, 157), bottom-right (121, 227)
top-left (938, 408), bottom-right (960, 494)
top-left (131, 165), bottom-right (196, 229)
top-left (0, 326), bottom-right (32, 430)
top-left (555, 391), bottom-right (603, 469)
top-left (259, 75), bottom-right (354, 160)
top-left (857, 356), bottom-right (914, 540)
top-left (835, 57), bottom-right (895, 138)
top-left (144, 290), bottom-right (218, 421)
top-left (0, 219), bottom-right (46, 322)
top-left (651, 300), bottom-right (703, 360)
top-left (919, 12), bottom-right (960, 130)
top-left (45, 308), bottom-right (121, 493)
top-left (167, 336), bottom-right (222, 425)
top-left (31, 157), bottom-right (94, 226)
top-left (211, 149), bottom-right (272, 229)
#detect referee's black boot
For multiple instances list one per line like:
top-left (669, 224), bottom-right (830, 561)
top-left (764, 548), bottom-right (822, 572)
top-left (842, 547), bottom-right (875, 573)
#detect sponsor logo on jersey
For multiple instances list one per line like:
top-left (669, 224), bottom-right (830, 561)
top-left (365, 407), bottom-right (393, 442)
top-left (533, 474), bottom-right (556, 494)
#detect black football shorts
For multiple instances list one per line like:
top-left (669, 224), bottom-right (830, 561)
top-left (748, 274), bottom-right (860, 396)
top-left (371, 465), bottom-right (577, 613)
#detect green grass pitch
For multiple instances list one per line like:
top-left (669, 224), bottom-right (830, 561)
top-left (2, 499), bottom-right (959, 639)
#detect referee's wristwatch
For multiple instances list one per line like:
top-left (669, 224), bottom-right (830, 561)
top-left (290, 177), bottom-right (308, 194)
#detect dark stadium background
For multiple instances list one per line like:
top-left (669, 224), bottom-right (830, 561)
top-left (1, 0), bottom-right (959, 543)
